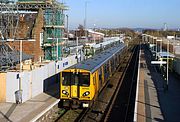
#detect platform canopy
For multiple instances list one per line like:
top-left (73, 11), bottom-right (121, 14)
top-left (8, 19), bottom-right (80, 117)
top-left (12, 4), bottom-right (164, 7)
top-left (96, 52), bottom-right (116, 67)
top-left (157, 52), bottom-right (175, 58)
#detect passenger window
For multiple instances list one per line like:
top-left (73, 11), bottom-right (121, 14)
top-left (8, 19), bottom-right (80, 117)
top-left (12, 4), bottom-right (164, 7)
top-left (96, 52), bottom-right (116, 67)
top-left (98, 69), bottom-right (102, 81)
top-left (104, 64), bottom-right (107, 73)
top-left (107, 63), bottom-right (109, 73)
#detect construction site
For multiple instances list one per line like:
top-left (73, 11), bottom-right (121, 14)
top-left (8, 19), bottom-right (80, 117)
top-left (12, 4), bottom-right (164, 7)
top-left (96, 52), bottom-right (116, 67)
top-left (0, 0), bottom-right (68, 69)
top-left (0, 0), bottom-right (73, 103)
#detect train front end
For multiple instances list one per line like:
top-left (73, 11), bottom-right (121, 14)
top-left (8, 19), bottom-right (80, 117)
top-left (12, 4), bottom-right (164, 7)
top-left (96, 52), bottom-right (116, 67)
top-left (60, 69), bottom-right (94, 108)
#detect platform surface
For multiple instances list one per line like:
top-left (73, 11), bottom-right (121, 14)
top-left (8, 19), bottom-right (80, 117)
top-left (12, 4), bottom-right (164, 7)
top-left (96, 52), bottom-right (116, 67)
top-left (135, 44), bottom-right (180, 122)
top-left (0, 84), bottom-right (59, 122)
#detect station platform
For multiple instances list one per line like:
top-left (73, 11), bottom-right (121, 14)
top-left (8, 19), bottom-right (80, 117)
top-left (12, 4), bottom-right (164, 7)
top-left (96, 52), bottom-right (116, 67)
top-left (0, 84), bottom-right (59, 122)
top-left (134, 44), bottom-right (180, 122)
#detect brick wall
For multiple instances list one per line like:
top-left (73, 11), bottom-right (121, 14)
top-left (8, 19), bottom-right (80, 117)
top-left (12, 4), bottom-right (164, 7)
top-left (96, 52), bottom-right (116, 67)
top-left (8, 9), bottom-right (44, 62)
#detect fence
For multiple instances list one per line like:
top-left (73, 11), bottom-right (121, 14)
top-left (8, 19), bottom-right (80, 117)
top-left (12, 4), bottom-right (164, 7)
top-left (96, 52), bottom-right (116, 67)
top-left (4, 55), bottom-right (77, 103)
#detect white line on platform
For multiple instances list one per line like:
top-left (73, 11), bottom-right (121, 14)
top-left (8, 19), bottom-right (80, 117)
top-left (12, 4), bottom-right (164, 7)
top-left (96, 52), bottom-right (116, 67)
top-left (30, 99), bottom-right (60, 122)
top-left (133, 45), bottom-right (141, 122)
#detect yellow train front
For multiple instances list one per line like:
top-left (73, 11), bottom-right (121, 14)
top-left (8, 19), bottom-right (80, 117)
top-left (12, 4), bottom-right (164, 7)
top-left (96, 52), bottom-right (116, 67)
top-left (60, 43), bottom-right (126, 108)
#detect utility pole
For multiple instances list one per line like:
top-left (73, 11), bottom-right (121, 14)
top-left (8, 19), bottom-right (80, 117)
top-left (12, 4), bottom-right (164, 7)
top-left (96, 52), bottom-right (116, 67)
top-left (66, 14), bottom-right (69, 40)
top-left (93, 24), bottom-right (96, 44)
top-left (56, 38), bottom-right (58, 60)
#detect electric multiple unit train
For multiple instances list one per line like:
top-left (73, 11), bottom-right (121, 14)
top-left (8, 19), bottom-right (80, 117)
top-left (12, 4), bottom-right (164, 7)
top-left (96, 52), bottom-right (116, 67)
top-left (60, 43), bottom-right (127, 108)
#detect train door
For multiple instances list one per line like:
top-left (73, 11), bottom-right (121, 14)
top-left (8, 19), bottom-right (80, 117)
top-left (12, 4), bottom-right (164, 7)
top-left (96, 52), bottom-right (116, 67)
top-left (109, 61), bottom-right (112, 76)
top-left (70, 74), bottom-right (79, 98)
top-left (93, 74), bottom-right (97, 95)
top-left (111, 58), bottom-right (114, 74)
top-left (98, 68), bottom-right (103, 90)
top-left (104, 64), bottom-right (107, 80)
top-left (101, 66), bottom-right (105, 84)
top-left (93, 71), bottom-right (98, 97)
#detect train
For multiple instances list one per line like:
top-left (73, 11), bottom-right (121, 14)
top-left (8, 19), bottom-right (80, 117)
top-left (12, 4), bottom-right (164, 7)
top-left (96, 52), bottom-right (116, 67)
top-left (83, 37), bottom-right (124, 58)
top-left (60, 43), bottom-right (127, 108)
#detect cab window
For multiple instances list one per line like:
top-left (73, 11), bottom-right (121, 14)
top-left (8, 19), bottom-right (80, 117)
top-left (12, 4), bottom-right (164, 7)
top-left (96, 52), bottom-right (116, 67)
top-left (62, 72), bottom-right (71, 86)
top-left (79, 73), bottom-right (90, 86)
top-left (62, 72), bottom-right (90, 86)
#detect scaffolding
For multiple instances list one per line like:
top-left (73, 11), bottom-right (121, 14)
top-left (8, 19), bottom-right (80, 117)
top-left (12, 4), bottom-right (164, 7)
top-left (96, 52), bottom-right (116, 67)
top-left (0, 0), bottom-right (20, 70)
top-left (0, 0), bottom-right (19, 40)
top-left (17, 0), bottom-right (67, 60)
top-left (0, 0), bottom-right (67, 70)
top-left (43, 8), bottom-right (65, 60)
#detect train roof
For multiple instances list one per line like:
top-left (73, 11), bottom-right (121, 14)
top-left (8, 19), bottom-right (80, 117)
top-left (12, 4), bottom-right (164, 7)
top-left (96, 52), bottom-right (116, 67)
top-left (66, 43), bottom-right (126, 73)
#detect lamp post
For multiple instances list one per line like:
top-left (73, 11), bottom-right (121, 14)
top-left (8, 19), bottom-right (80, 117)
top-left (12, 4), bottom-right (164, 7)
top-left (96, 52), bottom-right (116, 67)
top-left (66, 14), bottom-right (69, 47)
top-left (76, 36), bottom-right (79, 62)
top-left (166, 40), bottom-right (169, 90)
top-left (19, 40), bottom-right (22, 91)
top-left (160, 39), bottom-right (162, 53)
top-left (153, 37), bottom-right (158, 59)
top-left (173, 34), bottom-right (175, 54)
top-left (56, 38), bottom-right (58, 60)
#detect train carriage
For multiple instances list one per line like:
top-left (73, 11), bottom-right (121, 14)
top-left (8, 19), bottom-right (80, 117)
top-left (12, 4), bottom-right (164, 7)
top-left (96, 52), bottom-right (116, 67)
top-left (60, 43), bottom-right (126, 108)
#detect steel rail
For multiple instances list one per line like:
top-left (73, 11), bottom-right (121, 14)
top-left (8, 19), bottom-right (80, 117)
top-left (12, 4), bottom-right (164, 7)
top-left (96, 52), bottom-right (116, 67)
top-left (103, 45), bottom-right (135, 122)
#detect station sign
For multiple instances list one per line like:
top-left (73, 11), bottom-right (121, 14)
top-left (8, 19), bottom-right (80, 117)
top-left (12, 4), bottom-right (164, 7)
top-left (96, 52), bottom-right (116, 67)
top-left (151, 61), bottom-right (167, 64)
top-left (156, 39), bottom-right (162, 42)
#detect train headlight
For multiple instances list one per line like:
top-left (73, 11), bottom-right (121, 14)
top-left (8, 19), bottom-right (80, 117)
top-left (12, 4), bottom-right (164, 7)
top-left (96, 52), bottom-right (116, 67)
top-left (62, 90), bottom-right (69, 95)
top-left (83, 91), bottom-right (90, 96)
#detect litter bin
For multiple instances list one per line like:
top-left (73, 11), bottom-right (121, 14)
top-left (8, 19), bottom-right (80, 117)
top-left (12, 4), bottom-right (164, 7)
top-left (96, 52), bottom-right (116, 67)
top-left (15, 90), bottom-right (22, 104)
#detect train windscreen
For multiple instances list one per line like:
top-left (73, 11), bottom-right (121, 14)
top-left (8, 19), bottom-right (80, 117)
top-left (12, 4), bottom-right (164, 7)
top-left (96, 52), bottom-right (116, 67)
top-left (62, 72), bottom-right (72, 86)
top-left (79, 73), bottom-right (90, 86)
top-left (62, 72), bottom-right (90, 86)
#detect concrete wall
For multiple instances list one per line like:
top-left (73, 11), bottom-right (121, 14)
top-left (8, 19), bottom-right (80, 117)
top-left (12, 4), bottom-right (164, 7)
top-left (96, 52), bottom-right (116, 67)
top-left (6, 71), bottom-right (32, 103)
top-left (6, 72), bottom-right (19, 103)
top-left (21, 71), bottom-right (31, 103)
top-left (0, 73), bottom-right (6, 102)
top-left (31, 67), bottom-right (44, 98)
top-left (4, 55), bottom-right (78, 103)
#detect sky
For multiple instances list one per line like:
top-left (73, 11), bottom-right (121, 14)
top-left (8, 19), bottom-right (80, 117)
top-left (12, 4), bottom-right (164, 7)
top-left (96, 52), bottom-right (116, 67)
top-left (63, 0), bottom-right (180, 29)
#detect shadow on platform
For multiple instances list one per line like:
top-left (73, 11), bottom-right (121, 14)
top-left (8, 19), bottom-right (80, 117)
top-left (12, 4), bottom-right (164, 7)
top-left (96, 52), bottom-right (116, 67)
top-left (142, 44), bottom-right (180, 122)
top-left (43, 73), bottom-right (60, 99)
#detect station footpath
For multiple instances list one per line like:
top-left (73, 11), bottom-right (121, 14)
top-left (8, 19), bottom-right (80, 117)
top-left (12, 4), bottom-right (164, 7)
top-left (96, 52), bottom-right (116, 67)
top-left (0, 84), bottom-right (59, 122)
top-left (134, 45), bottom-right (180, 122)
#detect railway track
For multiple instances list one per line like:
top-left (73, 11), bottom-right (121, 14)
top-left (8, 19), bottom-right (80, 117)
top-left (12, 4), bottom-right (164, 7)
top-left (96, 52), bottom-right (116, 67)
top-left (54, 108), bottom-right (69, 122)
top-left (103, 45), bottom-right (139, 122)
top-left (71, 46), bottom-right (136, 122)
top-left (40, 42), bottom-right (139, 122)
top-left (52, 47), bottom-right (132, 122)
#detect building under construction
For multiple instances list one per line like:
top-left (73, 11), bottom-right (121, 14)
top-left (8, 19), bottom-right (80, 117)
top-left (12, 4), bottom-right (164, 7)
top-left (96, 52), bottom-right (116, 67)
top-left (0, 0), bottom-right (67, 70)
